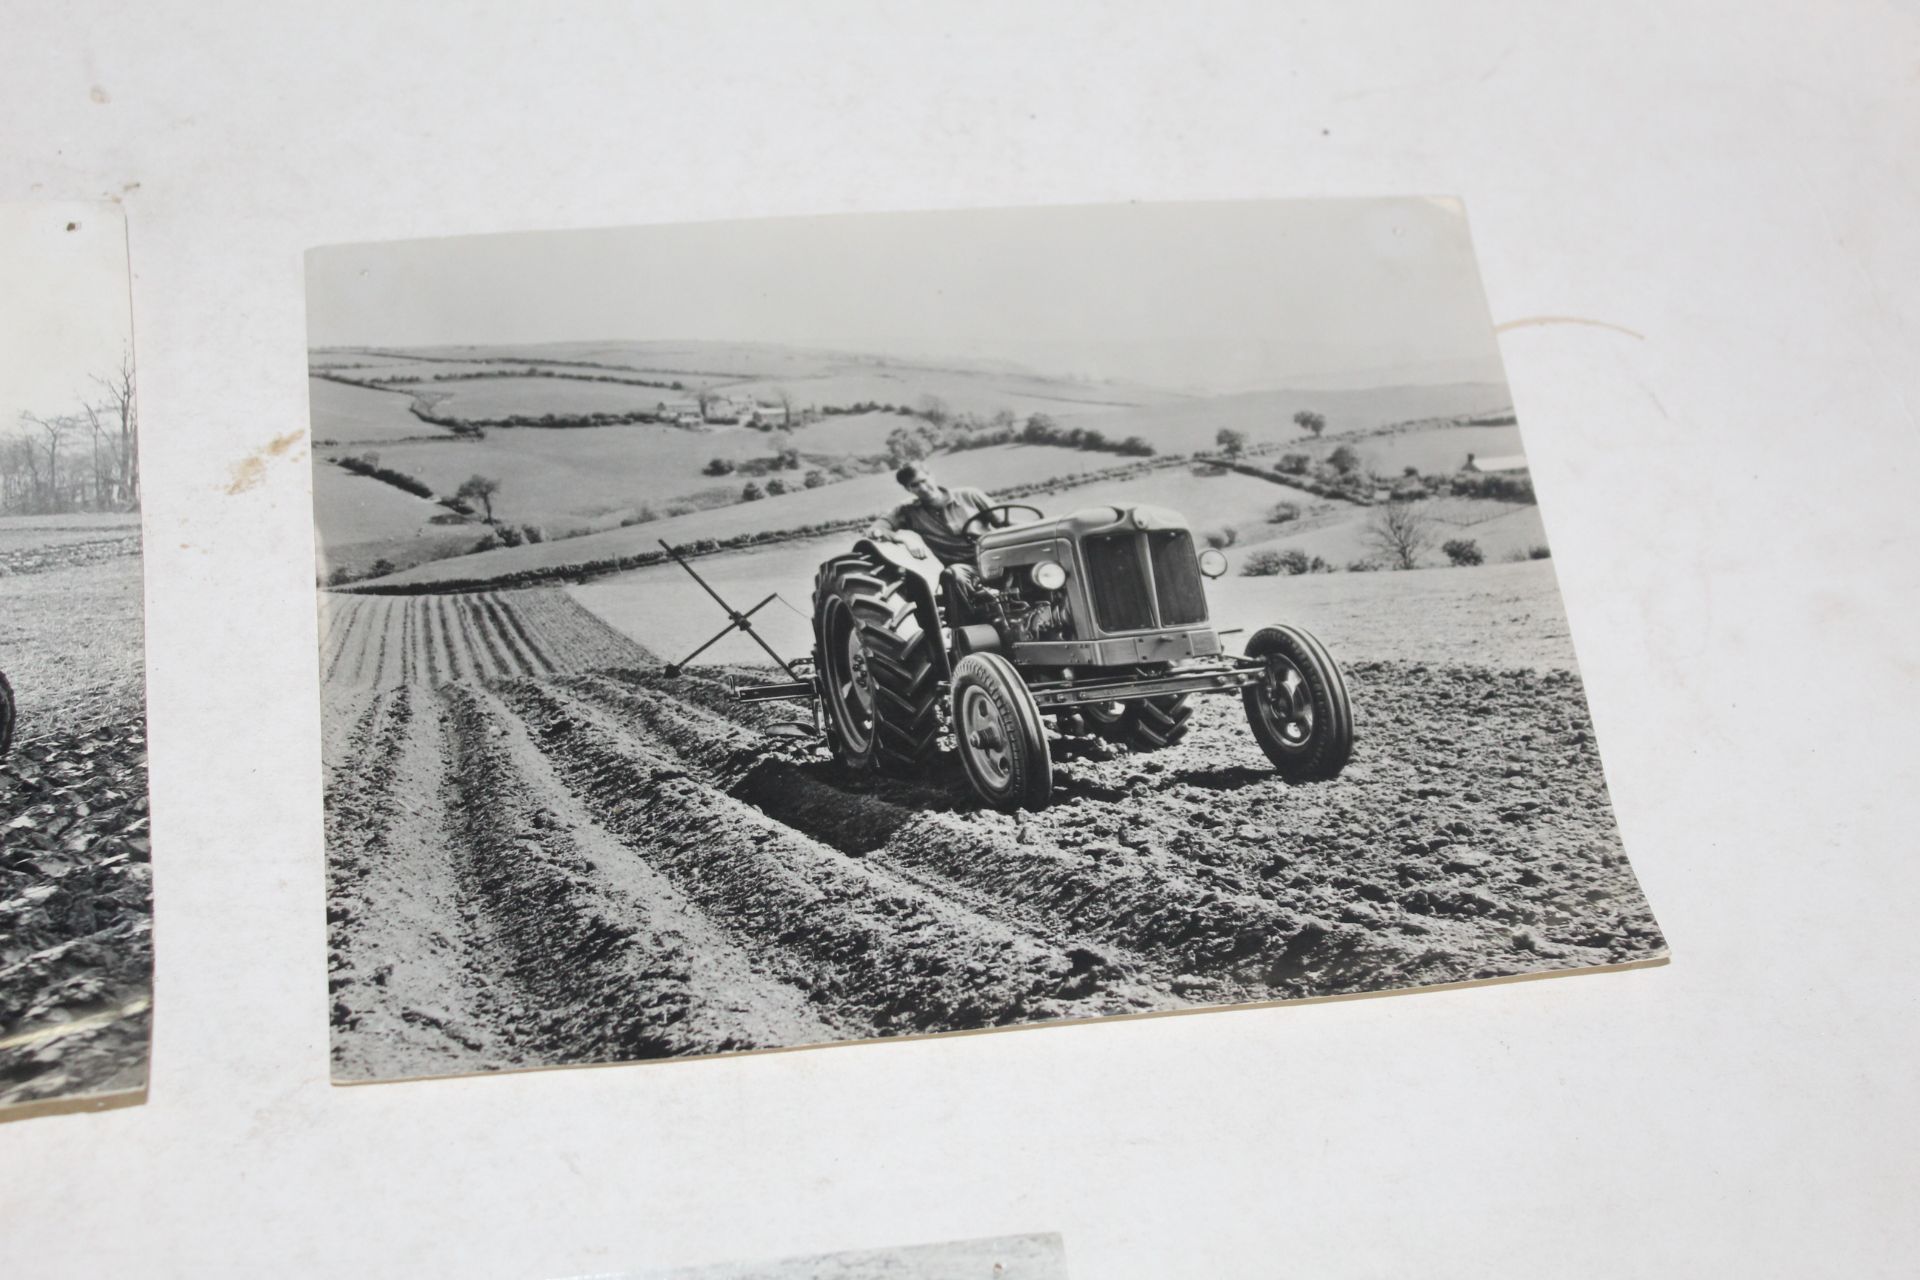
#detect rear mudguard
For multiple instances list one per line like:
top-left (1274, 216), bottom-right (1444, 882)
top-left (849, 532), bottom-right (953, 682)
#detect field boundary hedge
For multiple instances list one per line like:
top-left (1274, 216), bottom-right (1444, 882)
top-left (337, 453), bottom-right (1198, 596)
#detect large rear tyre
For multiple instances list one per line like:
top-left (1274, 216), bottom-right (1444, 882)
top-left (1243, 625), bottom-right (1352, 780)
top-left (814, 553), bottom-right (940, 775)
top-left (0, 671), bottom-right (13, 757)
top-left (952, 653), bottom-right (1053, 811)
top-left (1081, 680), bottom-right (1194, 752)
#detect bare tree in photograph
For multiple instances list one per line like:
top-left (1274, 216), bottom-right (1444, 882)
top-left (1365, 499), bottom-right (1436, 569)
top-left (91, 348), bottom-right (140, 506)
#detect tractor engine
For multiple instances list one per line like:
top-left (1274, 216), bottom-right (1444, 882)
top-left (999, 570), bottom-right (1077, 643)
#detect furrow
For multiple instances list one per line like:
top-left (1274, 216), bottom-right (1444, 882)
top-left (498, 680), bottom-right (1152, 1038)
top-left (439, 686), bottom-right (838, 1060)
top-left (325, 684), bottom-right (515, 1078)
top-left (476, 594), bottom-right (542, 678)
top-left (489, 594), bottom-right (556, 676)
top-left (591, 670), bottom-right (1338, 997)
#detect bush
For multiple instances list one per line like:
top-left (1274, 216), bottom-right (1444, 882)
top-left (1346, 558), bottom-right (1380, 572)
top-left (619, 506), bottom-right (658, 527)
top-left (1241, 550), bottom-right (1287, 576)
top-left (741, 482), bottom-right (764, 502)
top-left (1276, 453), bottom-right (1310, 475)
top-left (1328, 444), bottom-right (1362, 475)
top-left (1528, 544), bottom-right (1552, 559)
top-left (1204, 525), bottom-right (1239, 549)
top-left (496, 525), bottom-right (526, 548)
top-left (1442, 538), bottom-right (1483, 566)
top-left (1267, 500), bottom-right (1301, 524)
top-left (802, 469), bottom-right (826, 489)
top-left (703, 457), bottom-right (736, 476)
top-left (367, 558), bottom-right (397, 579)
top-left (765, 478), bottom-right (788, 496)
top-left (1245, 548), bottom-right (1327, 576)
top-left (521, 524), bottom-right (546, 545)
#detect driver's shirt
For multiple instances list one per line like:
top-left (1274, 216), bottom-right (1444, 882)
top-left (875, 486), bottom-right (996, 565)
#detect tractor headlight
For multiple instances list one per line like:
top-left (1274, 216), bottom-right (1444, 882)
top-left (1031, 560), bottom-right (1067, 591)
top-left (1198, 549), bottom-right (1228, 579)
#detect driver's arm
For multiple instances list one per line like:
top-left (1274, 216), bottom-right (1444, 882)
top-left (864, 511), bottom-right (900, 540)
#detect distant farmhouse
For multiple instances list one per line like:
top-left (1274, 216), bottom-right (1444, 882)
top-left (700, 394), bottom-right (790, 427)
top-left (1464, 452), bottom-right (1528, 473)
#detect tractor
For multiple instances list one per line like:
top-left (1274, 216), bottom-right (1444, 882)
top-left (727, 501), bottom-right (1353, 811)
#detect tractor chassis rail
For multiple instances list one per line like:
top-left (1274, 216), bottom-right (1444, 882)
top-left (1025, 660), bottom-right (1264, 710)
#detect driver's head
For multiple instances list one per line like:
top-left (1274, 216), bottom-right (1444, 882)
top-left (895, 462), bottom-right (942, 507)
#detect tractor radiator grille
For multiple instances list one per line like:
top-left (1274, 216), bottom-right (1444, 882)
top-left (1149, 530), bottom-right (1209, 626)
top-left (1084, 534), bottom-right (1155, 632)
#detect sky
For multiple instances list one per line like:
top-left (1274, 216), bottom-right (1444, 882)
top-left (0, 203), bottom-right (134, 433)
top-left (306, 199), bottom-right (1510, 395)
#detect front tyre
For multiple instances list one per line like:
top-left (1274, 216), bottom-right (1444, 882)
top-left (951, 653), bottom-right (1053, 811)
top-left (1243, 625), bottom-right (1352, 780)
top-left (0, 671), bottom-right (13, 757)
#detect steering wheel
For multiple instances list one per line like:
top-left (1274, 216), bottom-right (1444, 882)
top-left (961, 503), bottom-right (1045, 537)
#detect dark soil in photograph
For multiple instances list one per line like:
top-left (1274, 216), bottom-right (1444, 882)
top-left (320, 586), bottom-right (1664, 1080)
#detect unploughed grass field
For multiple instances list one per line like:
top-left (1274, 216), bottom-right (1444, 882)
top-left (571, 552), bottom-right (1578, 675)
top-left (309, 462), bottom-right (485, 580)
top-left (1075, 382), bottom-right (1513, 455)
top-left (315, 421), bottom-right (850, 533)
top-left (432, 377), bottom-right (694, 420)
top-left (367, 442), bottom-right (1115, 586)
top-left (308, 378), bottom-right (449, 444)
top-left (722, 370), bottom-right (1167, 418)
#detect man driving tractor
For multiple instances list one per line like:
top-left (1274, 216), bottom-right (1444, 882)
top-left (863, 461), bottom-right (1002, 565)
top-left (864, 462), bottom-right (1005, 622)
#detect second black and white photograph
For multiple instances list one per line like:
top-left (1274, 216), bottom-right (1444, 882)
top-left (306, 199), bottom-right (1666, 1084)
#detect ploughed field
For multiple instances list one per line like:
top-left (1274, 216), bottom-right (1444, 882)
top-left (0, 514), bottom-right (151, 1111)
top-left (321, 584), bottom-right (1665, 1080)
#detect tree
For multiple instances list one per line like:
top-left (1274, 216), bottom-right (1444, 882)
top-left (802, 469), bottom-right (827, 489)
top-left (774, 444), bottom-right (801, 471)
top-left (1215, 428), bottom-right (1248, 458)
top-left (741, 481), bottom-right (764, 502)
top-left (1276, 452), bottom-right (1310, 475)
top-left (1328, 444), bottom-right (1362, 475)
top-left (884, 426), bottom-right (929, 468)
top-left (455, 474), bottom-right (502, 523)
top-left (1442, 538), bottom-right (1484, 566)
top-left (1365, 500), bottom-right (1436, 570)
top-left (92, 349), bottom-right (139, 506)
top-left (1294, 410), bottom-right (1326, 438)
top-left (765, 478), bottom-right (788, 496)
top-left (917, 394), bottom-right (951, 427)
top-left (703, 457), bottom-right (736, 476)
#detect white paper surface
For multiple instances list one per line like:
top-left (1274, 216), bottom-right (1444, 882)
top-left (2, 2), bottom-right (1915, 1276)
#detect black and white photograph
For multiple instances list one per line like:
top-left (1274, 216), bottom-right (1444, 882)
top-left (0, 203), bottom-right (152, 1118)
top-left (309, 199), bottom-right (1666, 1084)
top-left (605, 1232), bottom-right (1068, 1279)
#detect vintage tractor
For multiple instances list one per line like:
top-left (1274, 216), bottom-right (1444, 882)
top-left (727, 501), bottom-right (1353, 811)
